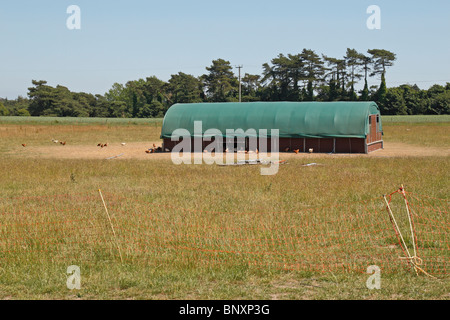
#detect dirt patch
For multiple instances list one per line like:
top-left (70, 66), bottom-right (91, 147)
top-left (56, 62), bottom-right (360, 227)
top-left (367, 142), bottom-right (449, 157)
top-left (7, 141), bottom-right (449, 160)
top-left (8, 142), bottom-right (165, 160)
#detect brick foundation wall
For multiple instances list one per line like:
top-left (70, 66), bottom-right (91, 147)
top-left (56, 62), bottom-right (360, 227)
top-left (163, 137), bottom-right (382, 154)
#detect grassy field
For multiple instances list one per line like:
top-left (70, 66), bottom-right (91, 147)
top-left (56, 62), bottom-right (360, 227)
top-left (0, 115), bottom-right (448, 300)
top-left (0, 116), bottom-right (163, 126)
top-left (382, 115), bottom-right (450, 124)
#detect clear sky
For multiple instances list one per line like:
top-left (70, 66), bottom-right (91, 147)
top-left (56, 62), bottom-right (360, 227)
top-left (0, 0), bottom-right (449, 98)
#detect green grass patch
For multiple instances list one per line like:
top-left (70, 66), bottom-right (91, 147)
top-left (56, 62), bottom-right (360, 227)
top-left (382, 115), bottom-right (450, 125)
top-left (0, 116), bottom-right (163, 126)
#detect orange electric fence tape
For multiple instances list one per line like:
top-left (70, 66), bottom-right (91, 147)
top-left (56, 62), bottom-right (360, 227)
top-left (0, 188), bottom-right (447, 277)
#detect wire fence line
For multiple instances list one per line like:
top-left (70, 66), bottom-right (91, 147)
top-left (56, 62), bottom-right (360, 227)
top-left (0, 188), bottom-right (448, 277)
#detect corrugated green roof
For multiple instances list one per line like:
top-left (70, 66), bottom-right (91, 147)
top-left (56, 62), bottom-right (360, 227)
top-left (161, 101), bottom-right (382, 139)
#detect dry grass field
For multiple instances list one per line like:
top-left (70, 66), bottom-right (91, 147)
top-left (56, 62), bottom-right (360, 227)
top-left (0, 116), bottom-right (448, 300)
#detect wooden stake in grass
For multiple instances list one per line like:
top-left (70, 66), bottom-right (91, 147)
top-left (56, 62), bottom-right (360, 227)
top-left (384, 194), bottom-right (415, 272)
top-left (99, 189), bottom-right (123, 264)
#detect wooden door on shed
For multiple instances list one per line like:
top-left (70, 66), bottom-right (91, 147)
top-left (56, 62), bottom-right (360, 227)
top-left (368, 115), bottom-right (381, 143)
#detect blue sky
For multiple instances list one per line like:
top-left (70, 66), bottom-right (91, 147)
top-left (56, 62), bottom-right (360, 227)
top-left (0, 0), bottom-right (449, 98)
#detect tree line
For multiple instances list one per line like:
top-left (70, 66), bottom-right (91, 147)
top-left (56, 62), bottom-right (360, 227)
top-left (1, 48), bottom-right (449, 117)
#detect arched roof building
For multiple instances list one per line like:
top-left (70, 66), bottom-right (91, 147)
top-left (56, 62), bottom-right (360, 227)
top-left (161, 102), bottom-right (383, 153)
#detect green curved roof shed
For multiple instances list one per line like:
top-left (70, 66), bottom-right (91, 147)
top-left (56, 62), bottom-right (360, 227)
top-left (160, 101), bottom-right (382, 139)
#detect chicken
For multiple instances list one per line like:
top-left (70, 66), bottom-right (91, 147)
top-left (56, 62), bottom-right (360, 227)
top-left (294, 149), bottom-right (300, 154)
top-left (284, 147), bottom-right (290, 152)
top-left (104, 143), bottom-right (108, 147)
top-left (22, 144), bottom-right (26, 147)
top-left (121, 143), bottom-right (126, 146)
top-left (60, 141), bottom-right (66, 146)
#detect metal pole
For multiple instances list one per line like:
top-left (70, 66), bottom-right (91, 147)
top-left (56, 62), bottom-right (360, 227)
top-left (236, 65), bottom-right (243, 102)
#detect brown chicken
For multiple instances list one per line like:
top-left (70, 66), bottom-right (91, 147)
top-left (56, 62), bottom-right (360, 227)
top-left (294, 149), bottom-right (300, 154)
top-left (22, 144), bottom-right (26, 147)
